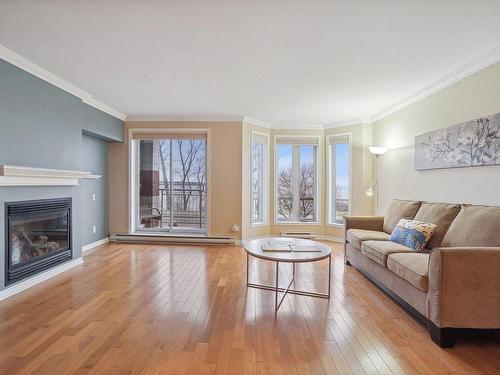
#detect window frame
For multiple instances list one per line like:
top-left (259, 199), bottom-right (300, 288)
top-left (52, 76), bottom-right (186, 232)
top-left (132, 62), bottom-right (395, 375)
top-left (327, 132), bottom-right (352, 227)
top-left (273, 135), bottom-right (320, 225)
top-left (128, 127), bottom-right (212, 235)
top-left (250, 131), bottom-right (269, 226)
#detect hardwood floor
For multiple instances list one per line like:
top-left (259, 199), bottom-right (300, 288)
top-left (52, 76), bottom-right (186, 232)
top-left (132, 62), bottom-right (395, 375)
top-left (0, 242), bottom-right (498, 375)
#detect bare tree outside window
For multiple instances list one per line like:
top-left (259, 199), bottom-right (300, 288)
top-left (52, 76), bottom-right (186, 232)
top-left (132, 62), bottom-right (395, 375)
top-left (252, 142), bottom-right (262, 222)
top-left (276, 143), bottom-right (317, 222)
top-left (299, 163), bottom-right (315, 220)
top-left (143, 138), bottom-right (207, 230)
top-left (277, 167), bottom-right (293, 219)
top-left (174, 140), bottom-right (205, 211)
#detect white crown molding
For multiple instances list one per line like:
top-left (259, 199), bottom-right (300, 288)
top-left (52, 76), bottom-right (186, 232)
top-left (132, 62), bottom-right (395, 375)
top-left (247, 46), bottom-right (500, 128)
top-left (126, 116), bottom-right (243, 122)
top-left (369, 45), bottom-right (500, 123)
top-left (324, 118), bottom-right (369, 129)
top-left (270, 122), bottom-right (325, 130)
top-left (81, 97), bottom-right (126, 122)
top-left (0, 44), bottom-right (126, 121)
top-left (242, 116), bottom-right (273, 129)
top-left (2, 43), bottom-right (498, 128)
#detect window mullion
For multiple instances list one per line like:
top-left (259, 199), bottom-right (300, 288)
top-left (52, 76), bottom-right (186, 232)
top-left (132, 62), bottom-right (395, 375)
top-left (292, 145), bottom-right (300, 221)
top-left (331, 145), bottom-right (337, 224)
top-left (259, 144), bottom-right (264, 222)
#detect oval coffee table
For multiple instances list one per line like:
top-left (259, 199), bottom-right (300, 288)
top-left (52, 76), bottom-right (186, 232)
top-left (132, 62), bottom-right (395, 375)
top-left (242, 237), bottom-right (332, 312)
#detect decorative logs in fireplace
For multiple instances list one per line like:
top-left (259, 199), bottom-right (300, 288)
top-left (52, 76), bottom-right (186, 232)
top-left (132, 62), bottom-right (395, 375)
top-left (11, 233), bottom-right (61, 265)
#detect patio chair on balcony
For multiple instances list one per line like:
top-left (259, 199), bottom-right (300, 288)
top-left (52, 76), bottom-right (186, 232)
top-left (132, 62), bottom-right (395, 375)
top-left (140, 206), bottom-right (162, 228)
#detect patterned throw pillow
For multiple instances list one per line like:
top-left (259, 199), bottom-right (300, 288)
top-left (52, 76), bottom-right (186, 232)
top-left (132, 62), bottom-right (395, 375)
top-left (389, 219), bottom-right (437, 251)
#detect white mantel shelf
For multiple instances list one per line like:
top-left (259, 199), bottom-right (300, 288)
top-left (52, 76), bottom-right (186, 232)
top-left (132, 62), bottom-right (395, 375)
top-left (0, 165), bottom-right (101, 186)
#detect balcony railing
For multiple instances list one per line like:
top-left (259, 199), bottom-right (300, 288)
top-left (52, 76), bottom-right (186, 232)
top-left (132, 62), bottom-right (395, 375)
top-left (140, 184), bottom-right (206, 230)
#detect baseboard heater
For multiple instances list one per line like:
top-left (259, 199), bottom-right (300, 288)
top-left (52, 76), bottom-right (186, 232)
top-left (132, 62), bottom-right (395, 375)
top-left (110, 233), bottom-right (237, 245)
top-left (280, 232), bottom-right (316, 239)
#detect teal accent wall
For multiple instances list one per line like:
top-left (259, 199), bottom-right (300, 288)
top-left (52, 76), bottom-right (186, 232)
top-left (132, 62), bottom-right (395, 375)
top-left (0, 58), bottom-right (124, 289)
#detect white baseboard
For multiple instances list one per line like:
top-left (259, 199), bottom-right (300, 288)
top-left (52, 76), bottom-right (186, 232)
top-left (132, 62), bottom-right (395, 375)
top-left (315, 235), bottom-right (343, 243)
top-left (0, 257), bottom-right (84, 302)
top-left (82, 237), bottom-right (109, 252)
top-left (110, 233), bottom-right (236, 245)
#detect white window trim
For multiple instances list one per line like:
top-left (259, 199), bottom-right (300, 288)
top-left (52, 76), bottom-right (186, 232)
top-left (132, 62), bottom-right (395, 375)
top-left (127, 127), bottom-right (212, 235)
top-left (273, 135), bottom-right (321, 225)
top-left (250, 131), bottom-right (269, 227)
top-left (326, 132), bottom-right (352, 227)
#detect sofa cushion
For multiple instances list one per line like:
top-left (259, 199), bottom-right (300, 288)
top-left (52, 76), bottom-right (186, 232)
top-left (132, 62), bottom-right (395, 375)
top-left (441, 205), bottom-right (500, 247)
top-left (361, 240), bottom-right (414, 267)
top-left (387, 253), bottom-right (429, 291)
top-left (383, 199), bottom-right (421, 234)
top-left (346, 229), bottom-right (389, 250)
top-left (413, 202), bottom-right (460, 249)
top-left (389, 219), bottom-right (437, 251)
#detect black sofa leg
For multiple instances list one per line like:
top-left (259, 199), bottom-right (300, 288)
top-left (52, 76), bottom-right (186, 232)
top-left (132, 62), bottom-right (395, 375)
top-left (345, 260), bottom-right (351, 266)
top-left (428, 323), bottom-right (457, 348)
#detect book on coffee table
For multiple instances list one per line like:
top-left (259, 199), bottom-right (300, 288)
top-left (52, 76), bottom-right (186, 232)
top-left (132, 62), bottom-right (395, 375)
top-left (261, 245), bottom-right (292, 252)
top-left (261, 239), bottom-right (293, 252)
top-left (289, 245), bottom-right (322, 253)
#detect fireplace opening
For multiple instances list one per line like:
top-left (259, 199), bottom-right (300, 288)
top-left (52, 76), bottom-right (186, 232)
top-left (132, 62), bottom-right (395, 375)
top-left (5, 198), bottom-right (72, 285)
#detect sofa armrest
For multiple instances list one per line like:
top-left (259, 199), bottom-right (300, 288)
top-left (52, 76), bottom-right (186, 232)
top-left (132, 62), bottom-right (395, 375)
top-left (344, 215), bottom-right (384, 232)
top-left (427, 247), bottom-right (500, 329)
top-left (343, 216), bottom-right (385, 253)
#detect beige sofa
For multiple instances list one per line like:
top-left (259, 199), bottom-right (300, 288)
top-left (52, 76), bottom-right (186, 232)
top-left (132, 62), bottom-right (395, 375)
top-left (344, 199), bottom-right (500, 347)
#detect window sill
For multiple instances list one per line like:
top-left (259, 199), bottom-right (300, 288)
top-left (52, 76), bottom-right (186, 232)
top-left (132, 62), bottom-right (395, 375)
top-left (326, 223), bottom-right (344, 228)
top-left (273, 221), bottom-right (321, 226)
top-left (251, 222), bottom-right (268, 227)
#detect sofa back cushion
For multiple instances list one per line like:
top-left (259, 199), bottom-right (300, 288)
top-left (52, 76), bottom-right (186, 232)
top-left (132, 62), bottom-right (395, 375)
top-left (383, 199), bottom-right (421, 234)
top-left (441, 205), bottom-right (500, 247)
top-left (413, 202), bottom-right (460, 249)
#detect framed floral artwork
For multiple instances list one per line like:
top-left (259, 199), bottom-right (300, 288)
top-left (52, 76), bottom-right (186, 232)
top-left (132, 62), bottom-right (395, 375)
top-left (415, 112), bottom-right (500, 170)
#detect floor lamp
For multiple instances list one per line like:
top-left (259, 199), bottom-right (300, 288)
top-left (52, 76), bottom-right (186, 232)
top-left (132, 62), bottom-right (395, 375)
top-left (366, 146), bottom-right (388, 214)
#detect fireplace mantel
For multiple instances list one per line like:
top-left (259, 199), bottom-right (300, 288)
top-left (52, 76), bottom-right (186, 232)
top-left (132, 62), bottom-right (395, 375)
top-left (0, 165), bottom-right (101, 186)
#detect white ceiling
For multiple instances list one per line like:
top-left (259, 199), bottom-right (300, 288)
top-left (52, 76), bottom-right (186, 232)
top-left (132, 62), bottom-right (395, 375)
top-left (1, 0), bottom-right (499, 126)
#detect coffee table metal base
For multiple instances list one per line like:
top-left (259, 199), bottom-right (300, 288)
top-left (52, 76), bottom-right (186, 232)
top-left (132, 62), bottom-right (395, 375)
top-left (246, 253), bottom-right (331, 312)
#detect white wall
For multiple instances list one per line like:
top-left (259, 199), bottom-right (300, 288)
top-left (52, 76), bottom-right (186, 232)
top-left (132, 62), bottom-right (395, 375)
top-left (372, 62), bottom-right (500, 213)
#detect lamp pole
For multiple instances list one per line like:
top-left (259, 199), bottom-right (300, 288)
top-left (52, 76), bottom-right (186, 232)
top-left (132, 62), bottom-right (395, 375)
top-left (366, 147), bottom-right (388, 215)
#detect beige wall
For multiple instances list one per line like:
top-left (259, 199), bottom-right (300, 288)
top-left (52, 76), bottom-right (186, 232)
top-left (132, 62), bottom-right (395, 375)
top-left (372, 62), bottom-right (500, 213)
top-left (109, 121), bottom-right (243, 238)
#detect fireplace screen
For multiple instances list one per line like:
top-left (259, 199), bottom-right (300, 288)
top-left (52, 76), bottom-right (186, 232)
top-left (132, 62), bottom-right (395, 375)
top-left (10, 211), bottom-right (69, 265)
top-left (5, 198), bottom-right (72, 285)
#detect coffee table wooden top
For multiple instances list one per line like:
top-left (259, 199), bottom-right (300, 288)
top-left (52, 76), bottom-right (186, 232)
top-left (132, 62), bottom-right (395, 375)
top-left (242, 237), bottom-right (332, 263)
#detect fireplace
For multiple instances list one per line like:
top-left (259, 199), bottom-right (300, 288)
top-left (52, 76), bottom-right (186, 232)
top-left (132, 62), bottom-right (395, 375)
top-left (5, 198), bottom-right (72, 285)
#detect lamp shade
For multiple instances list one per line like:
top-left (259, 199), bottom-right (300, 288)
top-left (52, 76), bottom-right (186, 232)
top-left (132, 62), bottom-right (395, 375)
top-left (369, 146), bottom-right (388, 155)
top-left (365, 186), bottom-right (374, 197)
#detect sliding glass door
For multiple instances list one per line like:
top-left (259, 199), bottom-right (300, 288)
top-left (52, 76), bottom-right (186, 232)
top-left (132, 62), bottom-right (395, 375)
top-left (135, 133), bottom-right (207, 234)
